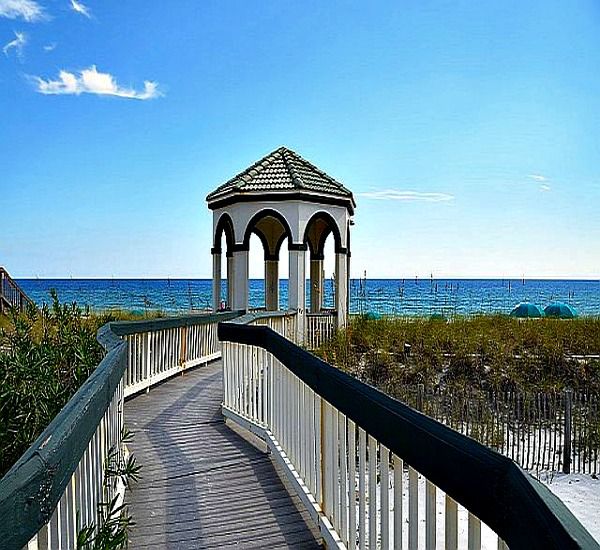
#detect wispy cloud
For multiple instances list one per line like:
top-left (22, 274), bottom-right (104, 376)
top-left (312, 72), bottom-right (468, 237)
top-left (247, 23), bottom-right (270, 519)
top-left (357, 189), bottom-right (454, 202)
top-left (43, 42), bottom-right (56, 52)
top-left (3, 30), bottom-right (26, 59)
top-left (526, 173), bottom-right (552, 191)
top-left (0, 0), bottom-right (45, 21)
top-left (69, 0), bottom-right (90, 18)
top-left (30, 65), bottom-right (162, 100)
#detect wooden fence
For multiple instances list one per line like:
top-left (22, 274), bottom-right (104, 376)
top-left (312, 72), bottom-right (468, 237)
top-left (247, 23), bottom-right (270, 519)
top-left (389, 384), bottom-right (600, 475)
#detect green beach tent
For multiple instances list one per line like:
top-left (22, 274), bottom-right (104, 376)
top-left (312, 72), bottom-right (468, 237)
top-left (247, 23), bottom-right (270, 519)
top-left (544, 302), bottom-right (578, 319)
top-left (429, 313), bottom-right (447, 322)
top-left (510, 302), bottom-right (544, 318)
top-left (363, 311), bottom-right (382, 320)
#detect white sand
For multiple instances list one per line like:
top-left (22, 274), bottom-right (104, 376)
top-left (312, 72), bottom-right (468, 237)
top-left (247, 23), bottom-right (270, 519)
top-left (539, 472), bottom-right (600, 543)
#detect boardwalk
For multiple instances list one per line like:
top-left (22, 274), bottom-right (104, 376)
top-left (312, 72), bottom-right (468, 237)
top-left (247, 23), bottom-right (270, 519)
top-left (125, 360), bottom-right (322, 549)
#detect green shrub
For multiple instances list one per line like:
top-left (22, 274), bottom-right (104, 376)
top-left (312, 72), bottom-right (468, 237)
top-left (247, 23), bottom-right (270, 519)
top-left (0, 292), bottom-right (150, 478)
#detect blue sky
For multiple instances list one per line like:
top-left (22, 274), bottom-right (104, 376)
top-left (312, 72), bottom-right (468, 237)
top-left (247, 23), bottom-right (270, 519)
top-left (1, 0), bottom-right (599, 279)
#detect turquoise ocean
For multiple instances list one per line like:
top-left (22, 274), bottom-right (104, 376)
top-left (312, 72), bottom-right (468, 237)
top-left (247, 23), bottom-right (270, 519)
top-left (16, 279), bottom-right (600, 317)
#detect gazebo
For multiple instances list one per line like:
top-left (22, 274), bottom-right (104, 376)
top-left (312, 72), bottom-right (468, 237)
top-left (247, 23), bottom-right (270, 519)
top-left (206, 147), bottom-right (355, 341)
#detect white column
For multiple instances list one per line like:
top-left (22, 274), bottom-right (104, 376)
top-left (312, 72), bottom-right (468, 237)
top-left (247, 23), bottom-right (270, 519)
top-left (335, 252), bottom-right (348, 329)
top-left (226, 255), bottom-right (234, 308)
top-left (347, 252), bottom-right (351, 319)
top-left (232, 250), bottom-right (249, 311)
top-left (265, 260), bottom-right (279, 311)
top-left (310, 258), bottom-right (324, 313)
top-left (212, 252), bottom-right (221, 312)
top-left (288, 247), bottom-right (306, 343)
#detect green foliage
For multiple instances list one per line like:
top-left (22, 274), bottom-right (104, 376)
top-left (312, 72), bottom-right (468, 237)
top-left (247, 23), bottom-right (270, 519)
top-left (0, 291), bottom-right (151, 478)
top-left (77, 429), bottom-right (141, 550)
top-left (317, 315), bottom-right (600, 393)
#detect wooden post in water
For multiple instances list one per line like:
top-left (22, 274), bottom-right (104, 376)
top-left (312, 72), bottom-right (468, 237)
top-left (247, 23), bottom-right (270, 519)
top-left (563, 389), bottom-right (572, 474)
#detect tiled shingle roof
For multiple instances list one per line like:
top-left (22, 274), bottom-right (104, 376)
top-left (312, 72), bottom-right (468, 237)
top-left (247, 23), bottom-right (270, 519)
top-left (206, 147), bottom-right (354, 205)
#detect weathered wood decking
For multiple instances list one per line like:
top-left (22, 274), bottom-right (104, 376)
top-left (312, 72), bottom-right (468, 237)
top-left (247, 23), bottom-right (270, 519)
top-left (125, 360), bottom-right (322, 549)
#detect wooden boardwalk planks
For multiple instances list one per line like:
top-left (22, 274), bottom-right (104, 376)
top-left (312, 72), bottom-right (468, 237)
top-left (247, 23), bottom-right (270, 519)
top-left (125, 361), bottom-right (322, 549)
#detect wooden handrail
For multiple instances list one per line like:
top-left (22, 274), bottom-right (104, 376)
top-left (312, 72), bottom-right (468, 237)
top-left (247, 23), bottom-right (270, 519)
top-left (0, 310), bottom-right (244, 548)
top-left (0, 267), bottom-right (34, 315)
top-left (219, 321), bottom-right (599, 550)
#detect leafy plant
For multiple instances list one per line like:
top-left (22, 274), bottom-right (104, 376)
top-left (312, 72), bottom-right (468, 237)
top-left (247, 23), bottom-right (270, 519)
top-left (0, 291), bottom-right (151, 478)
top-left (77, 429), bottom-right (141, 550)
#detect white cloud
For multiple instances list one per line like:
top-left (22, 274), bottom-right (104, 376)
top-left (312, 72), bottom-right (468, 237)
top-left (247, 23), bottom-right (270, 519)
top-left (539, 184), bottom-right (551, 192)
top-left (528, 174), bottom-right (547, 182)
top-left (0, 0), bottom-right (45, 21)
top-left (3, 30), bottom-right (26, 59)
top-left (43, 42), bottom-right (56, 51)
top-left (69, 0), bottom-right (90, 18)
top-left (30, 65), bottom-right (162, 100)
top-left (357, 189), bottom-right (454, 202)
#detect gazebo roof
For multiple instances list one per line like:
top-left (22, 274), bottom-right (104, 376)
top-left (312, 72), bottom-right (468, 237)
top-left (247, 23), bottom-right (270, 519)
top-left (206, 147), bottom-right (355, 212)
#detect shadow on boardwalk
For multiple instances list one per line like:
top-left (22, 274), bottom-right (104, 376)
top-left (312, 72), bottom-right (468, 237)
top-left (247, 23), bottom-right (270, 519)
top-left (125, 361), bottom-right (322, 549)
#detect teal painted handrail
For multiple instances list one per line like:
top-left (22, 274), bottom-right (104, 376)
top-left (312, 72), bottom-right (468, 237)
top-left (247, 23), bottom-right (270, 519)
top-left (0, 309), bottom-right (244, 549)
top-left (0, 330), bottom-right (127, 548)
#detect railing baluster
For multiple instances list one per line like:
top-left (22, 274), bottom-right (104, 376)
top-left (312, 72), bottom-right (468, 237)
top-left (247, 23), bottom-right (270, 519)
top-left (425, 479), bottom-right (436, 550)
top-left (381, 444), bottom-right (390, 549)
top-left (368, 435), bottom-right (377, 549)
top-left (323, 401), bottom-right (333, 520)
top-left (358, 427), bottom-right (367, 550)
top-left (315, 394), bottom-right (323, 505)
top-left (393, 454), bottom-right (403, 550)
top-left (468, 512), bottom-right (482, 550)
top-left (349, 420), bottom-right (357, 549)
top-left (408, 466), bottom-right (419, 550)
top-left (445, 494), bottom-right (458, 550)
top-left (339, 413), bottom-right (348, 545)
top-left (332, 407), bottom-right (340, 531)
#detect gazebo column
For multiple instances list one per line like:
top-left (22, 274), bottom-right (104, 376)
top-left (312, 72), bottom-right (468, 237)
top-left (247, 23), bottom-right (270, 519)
top-left (231, 249), bottom-right (249, 311)
top-left (212, 251), bottom-right (221, 312)
top-left (335, 251), bottom-right (348, 329)
top-left (288, 246), bottom-right (306, 343)
top-left (226, 254), bottom-right (234, 308)
top-left (265, 259), bottom-right (279, 311)
top-left (309, 256), bottom-right (323, 313)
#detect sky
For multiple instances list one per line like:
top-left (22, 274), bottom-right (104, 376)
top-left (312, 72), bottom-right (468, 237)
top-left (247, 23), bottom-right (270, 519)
top-left (1, 0), bottom-right (599, 280)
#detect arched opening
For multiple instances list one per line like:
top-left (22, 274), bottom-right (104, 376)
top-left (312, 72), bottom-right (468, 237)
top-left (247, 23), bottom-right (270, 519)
top-left (244, 209), bottom-right (293, 311)
top-left (213, 213), bottom-right (235, 310)
top-left (303, 212), bottom-right (343, 313)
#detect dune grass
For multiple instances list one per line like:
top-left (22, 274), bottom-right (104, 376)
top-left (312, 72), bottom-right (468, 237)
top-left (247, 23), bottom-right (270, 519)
top-left (316, 314), bottom-right (600, 393)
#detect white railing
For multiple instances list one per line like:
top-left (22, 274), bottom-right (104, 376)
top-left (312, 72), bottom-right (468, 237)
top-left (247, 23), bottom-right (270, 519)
top-left (219, 322), bottom-right (598, 550)
top-left (222, 340), bottom-right (504, 549)
top-left (249, 310), bottom-right (298, 341)
top-left (117, 317), bottom-right (224, 397)
top-left (27, 376), bottom-right (125, 550)
top-left (2, 311), bottom-right (240, 550)
top-left (306, 311), bottom-right (337, 349)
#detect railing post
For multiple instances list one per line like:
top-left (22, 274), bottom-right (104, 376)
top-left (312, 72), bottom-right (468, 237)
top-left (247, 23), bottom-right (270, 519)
top-left (563, 388), bottom-right (572, 474)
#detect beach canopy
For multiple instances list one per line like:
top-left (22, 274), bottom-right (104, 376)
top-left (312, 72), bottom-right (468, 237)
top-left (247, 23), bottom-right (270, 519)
top-left (510, 302), bottom-right (544, 318)
top-left (363, 311), bottom-right (382, 320)
top-left (429, 313), bottom-right (447, 322)
top-left (544, 302), bottom-right (578, 319)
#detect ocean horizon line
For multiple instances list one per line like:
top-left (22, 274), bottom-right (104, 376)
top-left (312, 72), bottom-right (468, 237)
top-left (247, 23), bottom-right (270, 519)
top-left (14, 276), bottom-right (600, 282)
